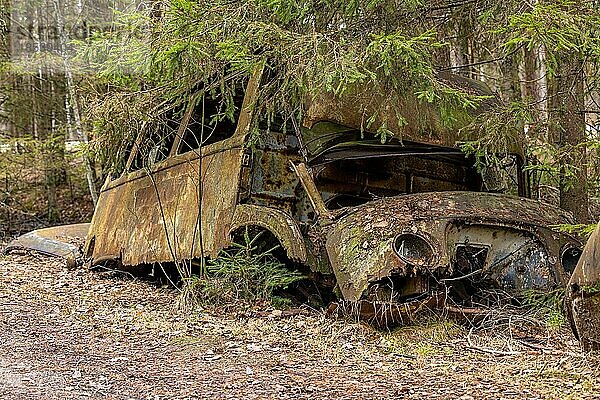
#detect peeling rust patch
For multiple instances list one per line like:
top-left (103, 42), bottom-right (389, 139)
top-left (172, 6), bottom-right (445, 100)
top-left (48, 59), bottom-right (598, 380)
top-left (87, 142), bottom-right (245, 266)
top-left (86, 65), bottom-right (265, 267)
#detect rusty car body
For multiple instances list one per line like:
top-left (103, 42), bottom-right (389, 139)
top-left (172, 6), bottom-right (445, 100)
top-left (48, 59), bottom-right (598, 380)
top-left (13, 68), bottom-right (581, 324)
top-left (565, 222), bottom-right (600, 351)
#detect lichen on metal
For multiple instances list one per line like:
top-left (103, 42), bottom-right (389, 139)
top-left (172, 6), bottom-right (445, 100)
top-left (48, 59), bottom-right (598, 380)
top-left (322, 192), bottom-right (576, 302)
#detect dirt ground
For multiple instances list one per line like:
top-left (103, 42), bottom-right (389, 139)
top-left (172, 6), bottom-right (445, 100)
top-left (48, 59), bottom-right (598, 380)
top-left (1, 247), bottom-right (599, 400)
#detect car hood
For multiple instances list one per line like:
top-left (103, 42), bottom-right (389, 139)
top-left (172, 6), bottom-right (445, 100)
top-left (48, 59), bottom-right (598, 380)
top-left (329, 191), bottom-right (574, 228)
top-left (324, 191), bottom-right (576, 301)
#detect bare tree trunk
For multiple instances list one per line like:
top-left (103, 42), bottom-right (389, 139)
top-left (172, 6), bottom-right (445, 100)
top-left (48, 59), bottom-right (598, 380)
top-left (521, 47), bottom-right (540, 115)
top-left (549, 52), bottom-right (589, 223)
top-left (31, 5), bottom-right (61, 222)
top-left (0, 0), bottom-right (10, 229)
top-left (499, 53), bottom-right (521, 104)
top-left (520, 46), bottom-right (546, 199)
top-left (0, 0), bottom-right (11, 135)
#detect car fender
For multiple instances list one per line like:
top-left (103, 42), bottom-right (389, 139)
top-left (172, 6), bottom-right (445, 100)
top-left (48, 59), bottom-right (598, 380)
top-left (230, 204), bottom-right (307, 263)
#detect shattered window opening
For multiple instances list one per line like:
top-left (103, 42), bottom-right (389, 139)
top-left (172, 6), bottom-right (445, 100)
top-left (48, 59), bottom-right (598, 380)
top-left (176, 93), bottom-right (244, 155)
top-left (312, 150), bottom-right (484, 211)
top-left (295, 123), bottom-right (530, 212)
top-left (481, 154), bottom-right (522, 195)
top-left (130, 129), bottom-right (176, 171)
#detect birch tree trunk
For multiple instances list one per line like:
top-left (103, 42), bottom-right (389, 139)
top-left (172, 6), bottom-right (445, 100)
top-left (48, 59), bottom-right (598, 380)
top-left (0, 0), bottom-right (9, 62)
top-left (54, 0), bottom-right (98, 207)
top-left (0, 0), bottom-right (10, 138)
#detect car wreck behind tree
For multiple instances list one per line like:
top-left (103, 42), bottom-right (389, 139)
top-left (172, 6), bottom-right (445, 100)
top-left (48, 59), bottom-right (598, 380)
top-left (8, 68), bottom-right (584, 327)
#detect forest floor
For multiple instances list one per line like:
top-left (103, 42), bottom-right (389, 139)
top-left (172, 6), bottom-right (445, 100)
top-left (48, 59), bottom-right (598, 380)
top-left (1, 245), bottom-right (600, 400)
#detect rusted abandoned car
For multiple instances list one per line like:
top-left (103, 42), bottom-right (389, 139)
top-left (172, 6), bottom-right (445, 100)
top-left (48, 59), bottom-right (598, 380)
top-left (8, 69), bottom-right (584, 324)
top-left (79, 69), bottom-right (583, 322)
top-left (565, 222), bottom-right (600, 351)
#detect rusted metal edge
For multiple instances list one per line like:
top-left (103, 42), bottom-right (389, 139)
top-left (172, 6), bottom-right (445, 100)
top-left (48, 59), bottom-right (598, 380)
top-left (565, 222), bottom-right (600, 351)
top-left (4, 223), bottom-right (89, 268)
top-left (566, 292), bottom-right (600, 351)
top-left (230, 204), bottom-right (308, 263)
top-left (290, 162), bottom-right (331, 219)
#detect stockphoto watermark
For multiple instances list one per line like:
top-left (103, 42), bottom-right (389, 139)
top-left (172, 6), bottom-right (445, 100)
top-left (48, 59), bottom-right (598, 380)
top-left (5, 0), bottom-right (146, 73)
top-left (10, 21), bottom-right (113, 54)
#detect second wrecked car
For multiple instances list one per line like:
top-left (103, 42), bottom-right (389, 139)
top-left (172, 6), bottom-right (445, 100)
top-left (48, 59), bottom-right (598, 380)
top-left (565, 222), bottom-right (600, 351)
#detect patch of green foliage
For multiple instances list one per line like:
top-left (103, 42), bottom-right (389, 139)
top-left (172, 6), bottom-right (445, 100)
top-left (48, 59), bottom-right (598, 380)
top-left (458, 102), bottom-right (528, 171)
top-left (582, 280), bottom-right (600, 295)
top-left (183, 229), bottom-right (305, 309)
top-left (497, 1), bottom-right (600, 77)
top-left (521, 288), bottom-right (566, 330)
top-left (551, 223), bottom-right (598, 240)
top-left (75, 0), bottom-right (495, 175)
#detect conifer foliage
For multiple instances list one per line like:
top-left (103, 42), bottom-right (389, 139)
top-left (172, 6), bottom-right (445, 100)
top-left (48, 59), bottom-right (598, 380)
top-left (1, 0), bottom-right (599, 224)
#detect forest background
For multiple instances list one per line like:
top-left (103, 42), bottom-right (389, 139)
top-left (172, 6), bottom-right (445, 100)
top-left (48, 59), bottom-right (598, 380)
top-left (0, 0), bottom-right (598, 236)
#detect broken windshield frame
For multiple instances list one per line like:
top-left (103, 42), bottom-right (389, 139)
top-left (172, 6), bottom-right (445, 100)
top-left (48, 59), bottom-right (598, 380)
top-left (296, 122), bottom-right (528, 213)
